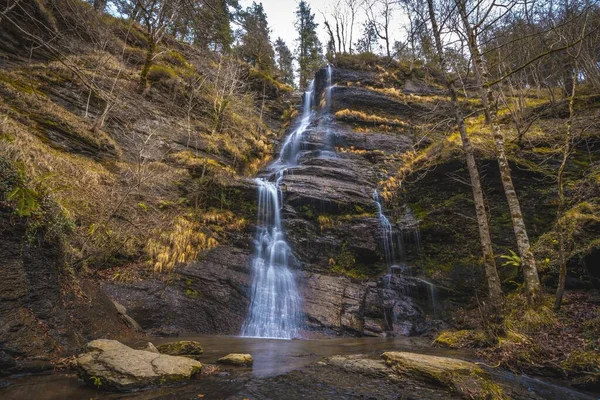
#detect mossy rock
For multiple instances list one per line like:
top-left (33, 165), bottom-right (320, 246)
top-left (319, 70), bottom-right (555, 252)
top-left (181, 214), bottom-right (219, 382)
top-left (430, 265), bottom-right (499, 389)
top-left (382, 352), bottom-right (507, 399)
top-left (156, 341), bottom-right (203, 360)
top-left (434, 330), bottom-right (492, 349)
top-left (216, 353), bottom-right (254, 367)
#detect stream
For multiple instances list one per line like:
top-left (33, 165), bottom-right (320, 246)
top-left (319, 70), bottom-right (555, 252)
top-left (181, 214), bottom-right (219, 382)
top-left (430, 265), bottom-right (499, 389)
top-left (1, 335), bottom-right (597, 400)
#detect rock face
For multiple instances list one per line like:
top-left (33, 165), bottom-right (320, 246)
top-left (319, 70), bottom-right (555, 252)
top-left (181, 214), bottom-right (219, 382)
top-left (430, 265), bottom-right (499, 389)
top-left (157, 341), bottom-right (204, 360)
top-left (75, 339), bottom-right (202, 392)
top-left (102, 66), bottom-right (444, 338)
top-left (0, 205), bottom-right (140, 374)
top-left (217, 353), bottom-right (254, 366)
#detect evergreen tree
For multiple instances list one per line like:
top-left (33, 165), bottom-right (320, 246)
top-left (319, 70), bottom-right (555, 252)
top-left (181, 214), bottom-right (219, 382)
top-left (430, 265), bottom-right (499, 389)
top-left (274, 38), bottom-right (295, 87)
top-left (238, 2), bottom-right (275, 72)
top-left (195, 0), bottom-right (235, 52)
top-left (294, 1), bottom-right (323, 88)
top-left (355, 20), bottom-right (378, 53)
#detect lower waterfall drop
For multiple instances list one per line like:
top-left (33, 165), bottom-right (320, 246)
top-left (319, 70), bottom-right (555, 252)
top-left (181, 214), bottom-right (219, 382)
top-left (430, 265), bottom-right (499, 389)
top-left (242, 77), bottom-right (324, 339)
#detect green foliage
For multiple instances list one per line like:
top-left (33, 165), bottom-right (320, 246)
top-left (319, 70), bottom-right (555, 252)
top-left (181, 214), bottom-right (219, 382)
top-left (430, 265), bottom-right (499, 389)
top-left (294, 1), bottom-right (323, 88)
top-left (500, 249), bottom-right (521, 268)
top-left (237, 2), bottom-right (275, 73)
top-left (91, 376), bottom-right (102, 389)
top-left (8, 186), bottom-right (40, 217)
top-left (274, 38), bottom-right (295, 87)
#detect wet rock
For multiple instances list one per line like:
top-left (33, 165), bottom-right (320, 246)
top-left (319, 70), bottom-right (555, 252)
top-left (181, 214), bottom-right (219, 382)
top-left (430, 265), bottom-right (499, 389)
top-left (157, 341), bottom-right (204, 360)
top-left (0, 351), bottom-right (16, 374)
top-left (102, 245), bottom-right (252, 335)
top-left (75, 339), bottom-right (202, 392)
top-left (217, 353), bottom-right (254, 366)
top-left (382, 351), bottom-right (506, 399)
top-left (112, 301), bottom-right (142, 332)
top-left (143, 342), bottom-right (159, 353)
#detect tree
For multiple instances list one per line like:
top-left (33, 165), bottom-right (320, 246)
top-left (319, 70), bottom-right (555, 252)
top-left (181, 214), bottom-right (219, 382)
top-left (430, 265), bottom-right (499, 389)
top-left (238, 2), bottom-right (275, 72)
top-left (355, 20), bottom-right (378, 53)
top-left (93, 0), bottom-right (108, 13)
top-left (345, 0), bottom-right (359, 54)
top-left (274, 38), bottom-right (295, 87)
top-left (364, 0), bottom-right (396, 57)
top-left (135, 0), bottom-right (183, 92)
top-left (426, 0), bottom-right (504, 320)
top-left (455, 0), bottom-right (542, 304)
top-left (295, 1), bottom-right (323, 88)
top-left (193, 0), bottom-right (236, 52)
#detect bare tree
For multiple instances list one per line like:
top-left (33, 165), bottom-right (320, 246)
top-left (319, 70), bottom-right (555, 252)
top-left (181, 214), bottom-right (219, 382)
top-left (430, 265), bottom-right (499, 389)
top-left (364, 0), bottom-right (396, 57)
top-left (456, 0), bottom-right (542, 304)
top-left (135, 0), bottom-right (182, 92)
top-left (426, 0), bottom-right (504, 320)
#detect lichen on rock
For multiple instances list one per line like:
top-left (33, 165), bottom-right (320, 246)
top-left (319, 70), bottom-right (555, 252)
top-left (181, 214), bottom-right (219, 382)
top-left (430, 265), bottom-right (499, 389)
top-left (217, 353), bottom-right (254, 366)
top-left (381, 351), bottom-right (507, 399)
top-left (75, 339), bottom-right (202, 392)
top-left (156, 341), bottom-right (204, 360)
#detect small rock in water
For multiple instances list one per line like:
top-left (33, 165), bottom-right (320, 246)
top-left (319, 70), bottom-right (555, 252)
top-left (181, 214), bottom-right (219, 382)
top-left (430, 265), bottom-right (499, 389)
top-left (76, 339), bottom-right (202, 392)
top-left (157, 341), bottom-right (204, 360)
top-left (217, 353), bottom-right (254, 366)
top-left (143, 342), bottom-right (159, 353)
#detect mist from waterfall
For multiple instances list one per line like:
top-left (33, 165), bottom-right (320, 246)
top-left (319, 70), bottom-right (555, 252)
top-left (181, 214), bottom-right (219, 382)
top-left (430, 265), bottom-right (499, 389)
top-left (243, 70), bottom-right (334, 339)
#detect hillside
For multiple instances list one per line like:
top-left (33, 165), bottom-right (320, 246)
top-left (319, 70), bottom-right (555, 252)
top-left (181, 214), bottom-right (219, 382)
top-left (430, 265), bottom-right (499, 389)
top-left (0, 0), bottom-right (599, 397)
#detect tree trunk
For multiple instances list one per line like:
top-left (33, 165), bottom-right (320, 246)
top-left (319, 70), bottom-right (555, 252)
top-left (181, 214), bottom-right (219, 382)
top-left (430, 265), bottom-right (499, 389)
top-left (554, 66), bottom-right (577, 310)
top-left (93, 0), bottom-right (107, 13)
top-left (427, 0), bottom-right (503, 317)
top-left (139, 34), bottom-right (155, 92)
top-left (457, 0), bottom-right (541, 304)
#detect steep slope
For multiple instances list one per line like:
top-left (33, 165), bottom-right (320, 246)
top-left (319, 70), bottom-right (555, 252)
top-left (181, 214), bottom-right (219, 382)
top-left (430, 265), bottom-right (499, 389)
top-left (0, 0), bottom-right (291, 368)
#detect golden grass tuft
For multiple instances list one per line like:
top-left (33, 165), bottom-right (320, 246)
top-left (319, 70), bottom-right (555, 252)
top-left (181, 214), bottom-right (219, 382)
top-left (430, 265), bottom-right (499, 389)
top-left (145, 215), bottom-right (218, 273)
top-left (335, 109), bottom-right (404, 127)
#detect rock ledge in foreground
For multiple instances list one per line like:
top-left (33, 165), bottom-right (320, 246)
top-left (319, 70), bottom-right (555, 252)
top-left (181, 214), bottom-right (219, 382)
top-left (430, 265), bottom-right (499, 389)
top-left (76, 339), bottom-right (202, 392)
top-left (382, 351), bottom-right (507, 399)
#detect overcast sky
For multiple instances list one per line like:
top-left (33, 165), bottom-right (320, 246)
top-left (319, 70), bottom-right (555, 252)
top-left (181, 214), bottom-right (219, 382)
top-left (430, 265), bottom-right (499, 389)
top-left (238, 0), bottom-right (407, 54)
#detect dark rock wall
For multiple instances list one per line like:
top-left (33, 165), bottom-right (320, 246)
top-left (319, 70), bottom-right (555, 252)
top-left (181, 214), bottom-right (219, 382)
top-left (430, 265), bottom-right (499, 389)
top-left (103, 67), bottom-right (442, 338)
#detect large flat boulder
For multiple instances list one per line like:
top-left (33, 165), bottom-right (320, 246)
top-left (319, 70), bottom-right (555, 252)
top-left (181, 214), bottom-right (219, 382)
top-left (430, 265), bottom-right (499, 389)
top-left (382, 352), bottom-right (507, 399)
top-left (76, 339), bottom-right (202, 392)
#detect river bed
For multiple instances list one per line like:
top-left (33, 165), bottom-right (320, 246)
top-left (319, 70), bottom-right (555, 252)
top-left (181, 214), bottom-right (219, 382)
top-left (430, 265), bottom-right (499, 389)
top-left (1, 335), bottom-right (596, 400)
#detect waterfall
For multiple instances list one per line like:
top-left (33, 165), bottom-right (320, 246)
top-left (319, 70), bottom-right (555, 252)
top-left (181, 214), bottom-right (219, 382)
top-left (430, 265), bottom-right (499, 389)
top-left (276, 80), bottom-right (314, 166)
top-left (242, 78), bottom-right (321, 339)
top-left (373, 190), bottom-right (395, 267)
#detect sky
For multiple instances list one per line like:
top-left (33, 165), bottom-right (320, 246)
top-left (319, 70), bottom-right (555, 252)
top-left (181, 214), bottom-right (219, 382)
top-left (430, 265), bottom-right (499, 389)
top-left (238, 0), bottom-right (407, 54)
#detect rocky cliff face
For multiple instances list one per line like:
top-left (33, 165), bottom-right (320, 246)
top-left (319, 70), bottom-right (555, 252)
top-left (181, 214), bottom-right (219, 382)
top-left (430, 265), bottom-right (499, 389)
top-left (104, 67), bottom-right (443, 337)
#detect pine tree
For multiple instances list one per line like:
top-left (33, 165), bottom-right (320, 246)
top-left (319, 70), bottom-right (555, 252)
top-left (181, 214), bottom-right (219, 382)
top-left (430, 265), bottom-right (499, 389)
top-left (274, 38), bottom-right (295, 87)
top-left (295, 1), bottom-right (323, 88)
top-left (238, 2), bottom-right (275, 72)
top-left (196, 0), bottom-right (235, 52)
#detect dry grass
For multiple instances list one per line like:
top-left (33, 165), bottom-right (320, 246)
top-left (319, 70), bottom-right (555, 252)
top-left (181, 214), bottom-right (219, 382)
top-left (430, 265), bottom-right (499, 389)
top-left (335, 108), bottom-right (404, 127)
top-left (145, 215), bottom-right (218, 273)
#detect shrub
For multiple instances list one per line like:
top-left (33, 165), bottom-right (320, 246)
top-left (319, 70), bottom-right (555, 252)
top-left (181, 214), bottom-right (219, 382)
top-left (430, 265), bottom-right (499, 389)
top-left (147, 64), bottom-right (178, 83)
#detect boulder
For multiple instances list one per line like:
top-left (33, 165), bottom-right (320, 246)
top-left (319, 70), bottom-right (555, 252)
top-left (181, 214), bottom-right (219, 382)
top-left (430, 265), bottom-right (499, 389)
top-left (156, 341), bottom-right (204, 360)
top-left (75, 339), bottom-right (202, 392)
top-left (217, 353), bottom-right (254, 366)
top-left (381, 352), bottom-right (507, 399)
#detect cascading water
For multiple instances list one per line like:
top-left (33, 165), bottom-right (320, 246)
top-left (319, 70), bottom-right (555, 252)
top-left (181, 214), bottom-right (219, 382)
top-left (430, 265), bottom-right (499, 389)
top-left (276, 81), bottom-right (314, 167)
top-left (373, 190), bottom-right (395, 268)
top-left (242, 78), bottom-right (322, 339)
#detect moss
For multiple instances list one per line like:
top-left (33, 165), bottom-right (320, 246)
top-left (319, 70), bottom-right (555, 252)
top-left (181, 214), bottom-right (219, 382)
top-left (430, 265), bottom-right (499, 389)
top-left (156, 341), bottom-right (204, 360)
top-left (561, 350), bottom-right (600, 377)
top-left (435, 330), bottom-right (492, 349)
top-left (382, 352), bottom-right (508, 399)
top-left (147, 64), bottom-right (179, 83)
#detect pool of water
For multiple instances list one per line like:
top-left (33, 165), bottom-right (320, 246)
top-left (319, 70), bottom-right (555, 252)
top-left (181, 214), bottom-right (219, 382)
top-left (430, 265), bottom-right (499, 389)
top-left (1, 335), bottom-right (596, 400)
